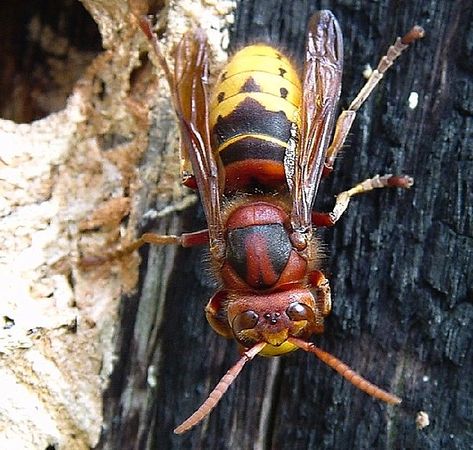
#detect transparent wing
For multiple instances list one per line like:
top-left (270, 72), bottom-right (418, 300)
top-left (291, 11), bottom-right (344, 233)
top-left (172, 31), bottom-right (224, 250)
top-left (140, 18), bottom-right (224, 253)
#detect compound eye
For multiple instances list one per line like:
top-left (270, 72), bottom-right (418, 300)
top-left (232, 310), bottom-right (259, 333)
top-left (286, 302), bottom-right (313, 321)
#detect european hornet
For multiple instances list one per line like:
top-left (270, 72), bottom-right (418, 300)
top-left (134, 11), bottom-right (424, 433)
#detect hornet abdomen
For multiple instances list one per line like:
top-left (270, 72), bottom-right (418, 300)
top-left (209, 44), bottom-right (302, 191)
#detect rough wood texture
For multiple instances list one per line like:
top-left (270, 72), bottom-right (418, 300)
top-left (0, 0), bottom-right (232, 447)
top-left (98, 1), bottom-right (473, 450)
top-left (0, 3), bottom-right (117, 448)
top-left (0, 0), bottom-right (464, 450)
top-left (3, 0), bottom-right (469, 448)
top-left (98, 0), bottom-right (473, 449)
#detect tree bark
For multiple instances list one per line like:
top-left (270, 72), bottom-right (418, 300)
top-left (99, 1), bottom-right (473, 449)
top-left (1, 1), bottom-right (471, 449)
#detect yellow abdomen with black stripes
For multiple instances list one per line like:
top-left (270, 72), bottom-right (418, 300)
top-left (209, 44), bottom-right (302, 192)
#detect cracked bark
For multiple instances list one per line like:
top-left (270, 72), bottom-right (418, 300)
top-left (98, 1), bottom-right (472, 449)
top-left (4, 0), bottom-right (469, 449)
top-left (97, 1), bottom-right (473, 449)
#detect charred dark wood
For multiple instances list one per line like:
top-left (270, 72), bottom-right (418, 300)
top-left (99, 1), bottom-right (473, 449)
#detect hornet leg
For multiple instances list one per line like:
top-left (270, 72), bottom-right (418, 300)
top-left (323, 26), bottom-right (424, 176)
top-left (312, 174), bottom-right (413, 227)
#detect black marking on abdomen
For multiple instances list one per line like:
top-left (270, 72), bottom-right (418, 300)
top-left (240, 77), bottom-right (262, 93)
top-left (212, 97), bottom-right (292, 147)
top-left (220, 136), bottom-right (285, 166)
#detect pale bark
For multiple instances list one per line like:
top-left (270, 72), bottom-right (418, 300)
top-left (0, 1), bottom-right (232, 448)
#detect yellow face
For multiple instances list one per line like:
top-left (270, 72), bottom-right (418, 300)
top-left (226, 288), bottom-right (320, 358)
top-left (259, 340), bottom-right (298, 357)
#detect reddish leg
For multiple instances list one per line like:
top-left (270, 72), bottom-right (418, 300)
top-left (308, 270), bottom-right (332, 318)
top-left (312, 174), bottom-right (413, 227)
top-left (80, 229), bottom-right (209, 267)
top-left (306, 270), bottom-right (332, 334)
top-left (139, 17), bottom-right (198, 190)
top-left (205, 290), bottom-right (233, 338)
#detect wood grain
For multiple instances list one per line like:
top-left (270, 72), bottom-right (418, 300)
top-left (98, 1), bottom-right (473, 449)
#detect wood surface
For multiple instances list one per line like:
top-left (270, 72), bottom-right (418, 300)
top-left (3, 0), bottom-right (470, 449)
top-left (99, 1), bottom-right (473, 449)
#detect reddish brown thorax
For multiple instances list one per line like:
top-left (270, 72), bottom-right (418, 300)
top-left (221, 202), bottom-right (307, 291)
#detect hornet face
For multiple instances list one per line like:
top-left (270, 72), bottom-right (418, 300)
top-left (227, 288), bottom-right (322, 356)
